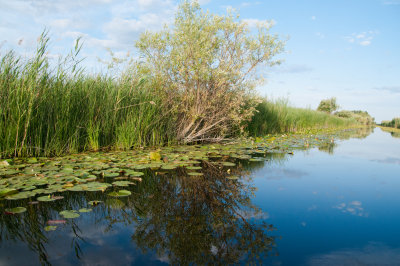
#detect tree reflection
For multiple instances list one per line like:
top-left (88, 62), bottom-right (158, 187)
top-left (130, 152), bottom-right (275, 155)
top-left (131, 162), bottom-right (277, 265)
top-left (0, 162), bottom-right (277, 265)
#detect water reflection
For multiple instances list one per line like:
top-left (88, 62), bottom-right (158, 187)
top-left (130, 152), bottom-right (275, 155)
top-left (1, 127), bottom-right (381, 265)
top-left (0, 162), bottom-right (277, 265)
top-left (131, 163), bottom-right (277, 264)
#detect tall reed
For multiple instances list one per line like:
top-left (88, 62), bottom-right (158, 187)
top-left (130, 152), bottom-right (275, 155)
top-left (246, 98), bottom-right (358, 136)
top-left (0, 32), bottom-right (174, 158)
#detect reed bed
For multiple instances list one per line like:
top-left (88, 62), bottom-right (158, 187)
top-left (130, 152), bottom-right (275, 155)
top-left (246, 98), bottom-right (358, 136)
top-left (1, 32), bottom-right (359, 158)
top-left (0, 33), bottom-right (174, 158)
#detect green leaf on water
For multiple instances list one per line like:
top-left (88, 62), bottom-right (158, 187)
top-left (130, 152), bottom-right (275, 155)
top-left (6, 191), bottom-right (36, 200)
top-left (37, 195), bottom-right (56, 202)
top-left (221, 162), bottom-right (236, 167)
top-left (0, 188), bottom-right (18, 197)
top-left (161, 164), bottom-right (177, 170)
top-left (78, 208), bottom-right (92, 213)
top-left (103, 172), bottom-right (120, 178)
top-left (112, 181), bottom-right (134, 187)
top-left (5, 207), bottom-right (27, 214)
top-left (125, 171), bottom-right (144, 177)
top-left (188, 172), bottom-right (203, 176)
top-left (59, 210), bottom-right (80, 219)
top-left (186, 166), bottom-right (202, 170)
top-left (44, 225), bottom-right (57, 231)
top-left (108, 190), bottom-right (131, 197)
top-left (149, 151), bottom-right (161, 161)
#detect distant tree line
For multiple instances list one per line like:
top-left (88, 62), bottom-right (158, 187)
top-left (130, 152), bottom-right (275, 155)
top-left (380, 118), bottom-right (400, 129)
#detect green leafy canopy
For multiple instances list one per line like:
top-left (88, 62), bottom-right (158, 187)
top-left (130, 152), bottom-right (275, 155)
top-left (134, 1), bottom-right (285, 143)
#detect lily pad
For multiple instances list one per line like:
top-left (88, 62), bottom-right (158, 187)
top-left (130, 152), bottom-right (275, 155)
top-left (44, 225), bottom-right (57, 231)
top-left (161, 164), bottom-right (177, 170)
top-left (6, 191), bottom-right (36, 200)
top-left (186, 166), bottom-right (202, 170)
top-left (37, 195), bottom-right (56, 202)
top-left (0, 188), bottom-right (18, 197)
top-left (103, 172), bottom-right (120, 178)
top-left (149, 151), bottom-right (161, 161)
top-left (112, 181), bottom-right (134, 187)
top-left (187, 172), bottom-right (203, 176)
top-left (221, 162), bottom-right (236, 167)
top-left (108, 190), bottom-right (131, 197)
top-left (59, 210), bottom-right (80, 219)
top-left (125, 171), bottom-right (144, 177)
top-left (78, 208), bottom-right (92, 213)
top-left (5, 207), bottom-right (27, 214)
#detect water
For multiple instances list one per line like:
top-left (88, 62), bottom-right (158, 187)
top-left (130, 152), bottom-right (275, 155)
top-left (253, 128), bottom-right (400, 265)
top-left (1, 128), bottom-right (399, 265)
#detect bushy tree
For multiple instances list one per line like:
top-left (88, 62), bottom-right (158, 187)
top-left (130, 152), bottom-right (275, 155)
top-left (317, 97), bottom-right (338, 114)
top-left (133, 1), bottom-right (285, 143)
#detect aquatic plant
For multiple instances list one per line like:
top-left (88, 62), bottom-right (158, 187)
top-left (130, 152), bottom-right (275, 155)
top-left (0, 32), bottom-right (174, 158)
top-left (246, 98), bottom-right (358, 136)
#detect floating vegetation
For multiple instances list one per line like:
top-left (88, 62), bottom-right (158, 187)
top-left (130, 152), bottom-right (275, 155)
top-left (44, 226), bottom-right (57, 231)
top-left (108, 190), bottom-right (132, 197)
top-left (0, 129), bottom-right (357, 223)
top-left (37, 195), bottom-right (56, 202)
top-left (78, 208), bottom-right (92, 213)
top-left (59, 210), bottom-right (80, 219)
top-left (5, 207), bottom-right (27, 214)
top-left (112, 181), bottom-right (134, 187)
top-left (188, 172), bottom-right (203, 176)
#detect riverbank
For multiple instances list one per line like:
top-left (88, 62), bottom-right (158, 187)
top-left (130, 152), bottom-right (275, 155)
top-left (1, 34), bottom-right (359, 159)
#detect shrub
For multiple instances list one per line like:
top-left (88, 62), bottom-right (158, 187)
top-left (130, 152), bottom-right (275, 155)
top-left (134, 1), bottom-right (285, 143)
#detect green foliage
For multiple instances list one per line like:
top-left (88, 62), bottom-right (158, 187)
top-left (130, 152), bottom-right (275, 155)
top-left (317, 97), bottom-right (339, 114)
top-left (335, 110), bottom-right (375, 125)
top-left (380, 117), bottom-right (400, 129)
top-left (247, 98), bottom-right (358, 136)
top-left (0, 32), bottom-right (175, 158)
top-left (134, 1), bottom-right (285, 143)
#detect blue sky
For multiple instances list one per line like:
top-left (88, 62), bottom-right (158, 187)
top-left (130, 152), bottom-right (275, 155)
top-left (1, 0), bottom-right (399, 122)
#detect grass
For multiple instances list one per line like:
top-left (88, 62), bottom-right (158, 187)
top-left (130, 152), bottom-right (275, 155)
top-left (246, 98), bottom-right (359, 136)
top-left (0, 32), bottom-right (175, 158)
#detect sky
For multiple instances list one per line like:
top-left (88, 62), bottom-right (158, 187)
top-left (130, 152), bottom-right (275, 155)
top-left (0, 0), bottom-right (399, 122)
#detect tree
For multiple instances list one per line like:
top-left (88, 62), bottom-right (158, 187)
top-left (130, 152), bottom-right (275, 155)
top-left (317, 97), bottom-right (339, 114)
top-left (134, 1), bottom-right (285, 143)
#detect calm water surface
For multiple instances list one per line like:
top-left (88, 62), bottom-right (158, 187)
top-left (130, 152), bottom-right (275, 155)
top-left (1, 127), bottom-right (399, 265)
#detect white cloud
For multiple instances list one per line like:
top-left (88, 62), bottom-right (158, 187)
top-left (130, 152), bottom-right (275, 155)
top-left (242, 18), bottom-right (276, 29)
top-left (0, 0), bottom-right (178, 72)
top-left (311, 15), bottom-right (316, 20)
top-left (345, 31), bottom-right (378, 46)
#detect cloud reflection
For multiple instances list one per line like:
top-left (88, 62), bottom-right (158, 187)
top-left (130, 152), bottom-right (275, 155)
top-left (333, 201), bottom-right (369, 217)
top-left (264, 168), bottom-right (308, 180)
top-left (373, 157), bottom-right (400, 165)
top-left (307, 242), bottom-right (400, 266)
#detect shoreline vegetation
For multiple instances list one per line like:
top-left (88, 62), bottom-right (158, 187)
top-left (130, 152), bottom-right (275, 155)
top-left (1, 1), bottom-right (369, 159)
top-left (380, 118), bottom-right (400, 130)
